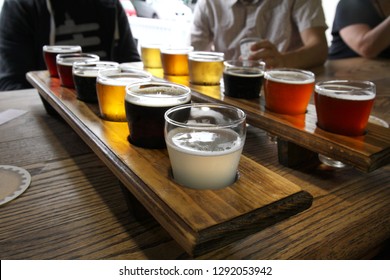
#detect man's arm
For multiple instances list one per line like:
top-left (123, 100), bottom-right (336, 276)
top-left (339, 16), bottom-right (390, 58)
top-left (250, 26), bottom-right (328, 69)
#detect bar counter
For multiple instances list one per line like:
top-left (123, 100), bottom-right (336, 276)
top-left (0, 57), bottom-right (389, 259)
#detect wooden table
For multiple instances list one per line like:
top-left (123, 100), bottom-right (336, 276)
top-left (1, 57), bottom-right (389, 259)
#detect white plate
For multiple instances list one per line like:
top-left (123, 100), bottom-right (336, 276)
top-left (0, 165), bottom-right (31, 206)
top-left (368, 116), bottom-right (389, 128)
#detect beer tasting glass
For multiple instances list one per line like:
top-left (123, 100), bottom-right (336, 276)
top-left (160, 46), bottom-right (194, 76)
top-left (164, 103), bottom-right (247, 190)
top-left (240, 37), bottom-right (261, 60)
top-left (125, 82), bottom-right (191, 149)
top-left (140, 43), bottom-right (163, 69)
top-left (96, 68), bottom-right (152, 122)
top-left (223, 60), bottom-right (265, 99)
top-left (188, 51), bottom-right (224, 85)
top-left (264, 68), bottom-right (315, 115)
top-left (56, 53), bottom-right (99, 88)
top-left (43, 45), bottom-right (82, 77)
top-left (315, 80), bottom-right (376, 168)
top-left (72, 61), bottom-right (119, 103)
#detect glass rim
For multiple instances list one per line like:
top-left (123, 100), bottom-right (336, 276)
top-left (72, 61), bottom-right (119, 71)
top-left (160, 46), bottom-right (194, 54)
top-left (315, 80), bottom-right (376, 99)
top-left (56, 53), bottom-right (99, 65)
top-left (264, 68), bottom-right (315, 83)
top-left (240, 37), bottom-right (262, 45)
top-left (43, 45), bottom-right (82, 53)
top-left (96, 68), bottom-right (152, 86)
top-left (188, 51), bottom-right (224, 61)
top-left (125, 81), bottom-right (191, 99)
top-left (164, 103), bottom-right (246, 129)
top-left (97, 67), bottom-right (152, 79)
top-left (224, 60), bottom-right (265, 68)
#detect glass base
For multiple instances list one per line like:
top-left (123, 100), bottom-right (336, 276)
top-left (267, 133), bottom-right (278, 144)
top-left (318, 154), bottom-right (347, 168)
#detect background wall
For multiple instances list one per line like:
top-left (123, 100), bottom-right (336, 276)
top-left (322, 0), bottom-right (339, 45)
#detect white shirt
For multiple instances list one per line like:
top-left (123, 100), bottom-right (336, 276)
top-left (191, 0), bottom-right (327, 59)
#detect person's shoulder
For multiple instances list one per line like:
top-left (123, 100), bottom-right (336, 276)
top-left (3, 0), bottom-right (47, 11)
top-left (337, 0), bottom-right (373, 10)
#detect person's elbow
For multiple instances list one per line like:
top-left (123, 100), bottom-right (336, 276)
top-left (316, 42), bottom-right (329, 65)
top-left (355, 43), bottom-right (380, 59)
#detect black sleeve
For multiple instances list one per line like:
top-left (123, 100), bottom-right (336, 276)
top-left (0, 0), bottom-right (42, 90)
top-left (333, 0), bottom-right (380, 31)
top-left (113, 0), bottom-right (141, 62)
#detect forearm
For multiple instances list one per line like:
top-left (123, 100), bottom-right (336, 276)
top-left (354, 16), bottom-right (390, 58)
top-left (281, 28), bottom-right (328, 69)
top-left (281, 43), bottom-right (328, 69)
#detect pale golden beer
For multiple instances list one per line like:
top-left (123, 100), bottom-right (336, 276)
top-left (96, 69), bottom-right (152, 121)
top-left (160, 46), bottom-right (194, 76)
top-left (141, 44), bottom-right (163, 69)
top-left (188, 51), bottom-right (224, 85)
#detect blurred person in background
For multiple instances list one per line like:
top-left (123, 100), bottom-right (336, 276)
top-left (0, 0), bottom-right (140, 91)
top-left (190, 0), bottom-right (328, 69)
top-left (329, 0), bottom-right (390, 59)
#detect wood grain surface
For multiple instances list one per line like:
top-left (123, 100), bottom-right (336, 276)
top-left (24, 70), bottom-right (313, 256)
top-left (0, 57), bottom-right (389, 259)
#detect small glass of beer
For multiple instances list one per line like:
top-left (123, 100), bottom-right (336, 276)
top-left (43, 45), bottom-right (82, 77)
top-left (188, 51), bottom-right (224, 85)
top-left (56, 53), bottom-right (99, 88)
top-left (223, 60), bottom-right (265, 99)
top-left (164, 103), bottom-right (247, 190)
top-left (315, 80), bottom-right (376, 168)
top-left (125, 82), bottom-right (191, 149)
top-left (96, 68), bottom-right (152, 122)
top-left (315, 80), bottom-right (376, 136)
top-left (264, 68), bottom-right (315, 115)
top-left (160, 46), bottom-right (194, 76)
top-left (72, 61), bottom-right (119, 103)
top-left (140, 43), bottom-right (163, 69)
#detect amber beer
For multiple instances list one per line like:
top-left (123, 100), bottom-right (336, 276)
top-left (160, 46), bottom-right (194, 76)
top-left (188, 51), bottom-right (224, 85)
top-left (125, 82), bottom-right (191, 149)
top-left (140, 43), bottom-right (163, 69)
top-left (96, 69), bottom-right (152, 122)
top-left (264, 69), bottom-right (315, 115)
top-left (315, 80), bottom-right (376, 136)
top-left (43, 45), bottom-right (82, 77)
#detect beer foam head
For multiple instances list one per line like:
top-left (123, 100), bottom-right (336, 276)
top-left (315, 83), bottom-right (376, 101)
top-left (265, 69), bottom-right (314, 84)
top-left (126, 82), bottom-right (191, 107)
top-left (57, 53), bottom-right (99, 66)
top-left (43, 45), bottom-right (81, 53)
top-left (160, 46), bottom-right (194, 55)
top-left (224, 68), bottom-right (264, 77)
top-left (73, 61), bottom-right (119, 77)
top-left (189, 51), bottom-right (224, 62)
top-left (97, 68), bottom-right (152, 86)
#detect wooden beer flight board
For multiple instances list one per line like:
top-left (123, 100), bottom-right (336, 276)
top-left (183, 82), bottom-right (390, 173)
top-left (27, 71), bottom-right (313, 257)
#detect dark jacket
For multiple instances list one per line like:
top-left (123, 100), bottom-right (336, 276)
top-left (0, 0), bottom-right (141, 90)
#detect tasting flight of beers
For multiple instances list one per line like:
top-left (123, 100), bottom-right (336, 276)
top-left (42, 39), bottom-right (377, 190)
